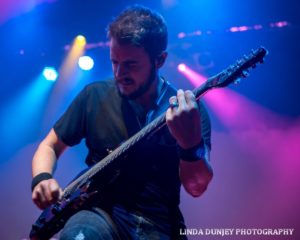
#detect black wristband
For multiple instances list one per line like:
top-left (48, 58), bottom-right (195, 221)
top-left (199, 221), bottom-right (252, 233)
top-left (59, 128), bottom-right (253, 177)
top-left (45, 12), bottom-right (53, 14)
top-left (31, 172), bottom-right (53, 192)
top-left (177, 141), bottom-right (206, 162)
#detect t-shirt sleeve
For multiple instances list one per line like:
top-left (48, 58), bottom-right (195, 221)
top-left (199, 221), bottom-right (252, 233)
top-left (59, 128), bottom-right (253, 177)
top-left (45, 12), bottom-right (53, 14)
top-left (53, 87), bottom-right (87, 146)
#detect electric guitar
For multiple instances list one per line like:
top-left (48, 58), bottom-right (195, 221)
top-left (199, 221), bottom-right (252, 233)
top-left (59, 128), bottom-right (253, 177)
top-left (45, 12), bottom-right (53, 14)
top-left (30, 46), bottom-right (268, 240)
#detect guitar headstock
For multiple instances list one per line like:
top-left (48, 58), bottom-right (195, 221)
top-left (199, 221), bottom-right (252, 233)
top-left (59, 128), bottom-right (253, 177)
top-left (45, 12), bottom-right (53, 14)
top-left (206, 46), bottom-right (268, 89)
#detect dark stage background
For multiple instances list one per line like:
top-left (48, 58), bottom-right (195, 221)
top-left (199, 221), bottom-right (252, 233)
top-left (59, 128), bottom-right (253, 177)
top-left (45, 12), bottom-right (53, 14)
top-left (0, 0), bottom-right (299, 239)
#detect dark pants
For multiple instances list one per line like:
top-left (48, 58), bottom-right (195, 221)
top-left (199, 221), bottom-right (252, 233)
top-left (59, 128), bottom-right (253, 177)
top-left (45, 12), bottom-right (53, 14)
top-left (59, 206), bottom-right (172, 240)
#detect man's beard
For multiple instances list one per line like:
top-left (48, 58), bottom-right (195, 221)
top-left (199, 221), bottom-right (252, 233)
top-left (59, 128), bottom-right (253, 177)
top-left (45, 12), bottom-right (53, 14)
top-left (116, 65), bottom-right (156, 100)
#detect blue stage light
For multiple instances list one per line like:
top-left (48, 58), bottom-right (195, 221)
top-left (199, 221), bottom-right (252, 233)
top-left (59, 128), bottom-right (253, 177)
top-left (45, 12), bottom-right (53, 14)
top-left (42, 67), bottom-right (58, 81)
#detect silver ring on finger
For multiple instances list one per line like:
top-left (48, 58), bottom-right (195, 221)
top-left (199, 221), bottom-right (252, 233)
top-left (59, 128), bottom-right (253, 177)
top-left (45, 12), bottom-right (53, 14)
top-left (169, 101), bottom-right (179, 109)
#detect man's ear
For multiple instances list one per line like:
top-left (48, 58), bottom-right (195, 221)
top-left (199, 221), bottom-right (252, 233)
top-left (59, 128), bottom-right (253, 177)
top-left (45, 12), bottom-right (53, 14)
top-left (155, 51), bottom-right (168, 69)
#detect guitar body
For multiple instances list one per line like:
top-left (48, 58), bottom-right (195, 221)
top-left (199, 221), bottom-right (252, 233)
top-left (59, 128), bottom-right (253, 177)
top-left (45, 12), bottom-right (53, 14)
top-left (30, 166), bottom-right (122, 240)
top-left (30, 185), bottom-right (90, 240)
top-left (30, 47), bottom-right (268, 240)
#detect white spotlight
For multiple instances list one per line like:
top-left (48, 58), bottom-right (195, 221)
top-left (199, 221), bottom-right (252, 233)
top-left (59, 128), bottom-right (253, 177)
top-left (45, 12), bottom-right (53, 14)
top-left (177, 63), bottom-right (187, 72)
top-left (42, 67), bottom-right (58, 81)
top-left (78, 56), bottom-right (94, 71)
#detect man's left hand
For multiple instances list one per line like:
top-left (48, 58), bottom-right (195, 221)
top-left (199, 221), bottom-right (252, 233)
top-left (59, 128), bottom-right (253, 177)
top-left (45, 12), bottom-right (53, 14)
top-left (166, 89), bottom-right (202, 149)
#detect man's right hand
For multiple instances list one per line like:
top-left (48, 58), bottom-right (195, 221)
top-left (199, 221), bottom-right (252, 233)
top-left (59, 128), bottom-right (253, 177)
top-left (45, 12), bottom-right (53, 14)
top-left (32, 179), bottom-right (63, 210)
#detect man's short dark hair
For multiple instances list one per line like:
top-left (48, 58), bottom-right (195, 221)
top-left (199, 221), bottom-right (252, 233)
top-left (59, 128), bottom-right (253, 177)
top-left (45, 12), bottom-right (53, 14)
top-left (107, 5), bottom-right (168, 61)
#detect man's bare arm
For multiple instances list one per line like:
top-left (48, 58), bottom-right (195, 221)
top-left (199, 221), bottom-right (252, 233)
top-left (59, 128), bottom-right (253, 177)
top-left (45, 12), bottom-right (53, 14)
top-left (32, 128), bottom-right (67, 209)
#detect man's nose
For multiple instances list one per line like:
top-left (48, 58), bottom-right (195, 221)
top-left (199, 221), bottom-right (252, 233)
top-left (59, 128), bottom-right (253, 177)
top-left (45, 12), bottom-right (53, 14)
top-left (115, 64), bottom-right (128, 78)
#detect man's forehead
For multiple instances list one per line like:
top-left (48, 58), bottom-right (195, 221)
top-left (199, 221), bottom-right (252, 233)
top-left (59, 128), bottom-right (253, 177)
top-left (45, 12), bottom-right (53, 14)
top-left (110, 40), bottom-right (148, 60)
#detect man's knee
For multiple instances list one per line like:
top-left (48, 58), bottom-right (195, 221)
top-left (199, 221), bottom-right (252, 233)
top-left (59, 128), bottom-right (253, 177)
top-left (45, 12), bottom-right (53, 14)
top-left (59, 209), bottom-right (120, 240)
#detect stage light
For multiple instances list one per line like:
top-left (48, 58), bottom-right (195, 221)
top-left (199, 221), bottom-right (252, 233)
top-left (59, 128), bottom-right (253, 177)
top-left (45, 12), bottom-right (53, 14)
top-left (253, 24), bottom-right (263, 30)
top-left (178, 63), bottom-right (186, 72)
top-left (178, 64), bottom-right (207, 87)
top-left (177, 32), bottom-right (186, 39)
top-left (229, 26), bottom-right (239, 32)
top-left (42, 67), bottom-right (58, 81)
top-left (78, 56), bottom-right (94, 71)
top-left (270, 21), bottom-right (289, 28)
top-left (75, 35), bottom-right (86, 46)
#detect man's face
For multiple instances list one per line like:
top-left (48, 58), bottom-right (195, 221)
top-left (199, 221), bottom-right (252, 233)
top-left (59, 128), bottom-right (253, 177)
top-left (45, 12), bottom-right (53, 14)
top-left (110, 38), bottom-right (156, 99)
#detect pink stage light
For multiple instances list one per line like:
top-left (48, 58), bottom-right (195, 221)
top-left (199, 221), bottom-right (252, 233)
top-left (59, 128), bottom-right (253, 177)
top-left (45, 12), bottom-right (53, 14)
top-left (202, 87), bottom-right (300, 212)
top-left (178, 62), bottom-right (300, 231)
top-left (178, 66), bottom-right (280, 131)
top-left (229, 26), bottom-right (239, 32)
top-left (239, 26), bottom-right (249, 31)
top-left (177, 32), bottom-right (186, 39)
top-left (177, 63), bottom-right (186, 72)
top-left (0, 0), bottom-right (57, 24)
top-left (204, 88), bottom-right (274, 129)
top-left (270, 21), bottom-right (289, 28)
top-left (178, 64), bottom-right (207, 87)
top-left (194, 30), bottom-right (202, 36)
top-left (229, 26), bottom-right (250, 32)
top-left (253, 24), bottom-right (263, 30)
top-left (203, 87), bottom-right (300, 177)
top-left (179, 69), bottom-right (271, 129)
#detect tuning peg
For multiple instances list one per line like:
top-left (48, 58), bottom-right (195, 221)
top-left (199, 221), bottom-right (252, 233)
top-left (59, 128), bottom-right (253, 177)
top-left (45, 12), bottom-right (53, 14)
top-left (241, 70), bottom-right (250, 78)
top-left (234, 78), bottom-right (241, 84)
top-left (260, 58), bottom-right (265, 64)
top-left (252, 64), bottom-right (257, 69)
top-left (236, 59), bottom-right (243, 66)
